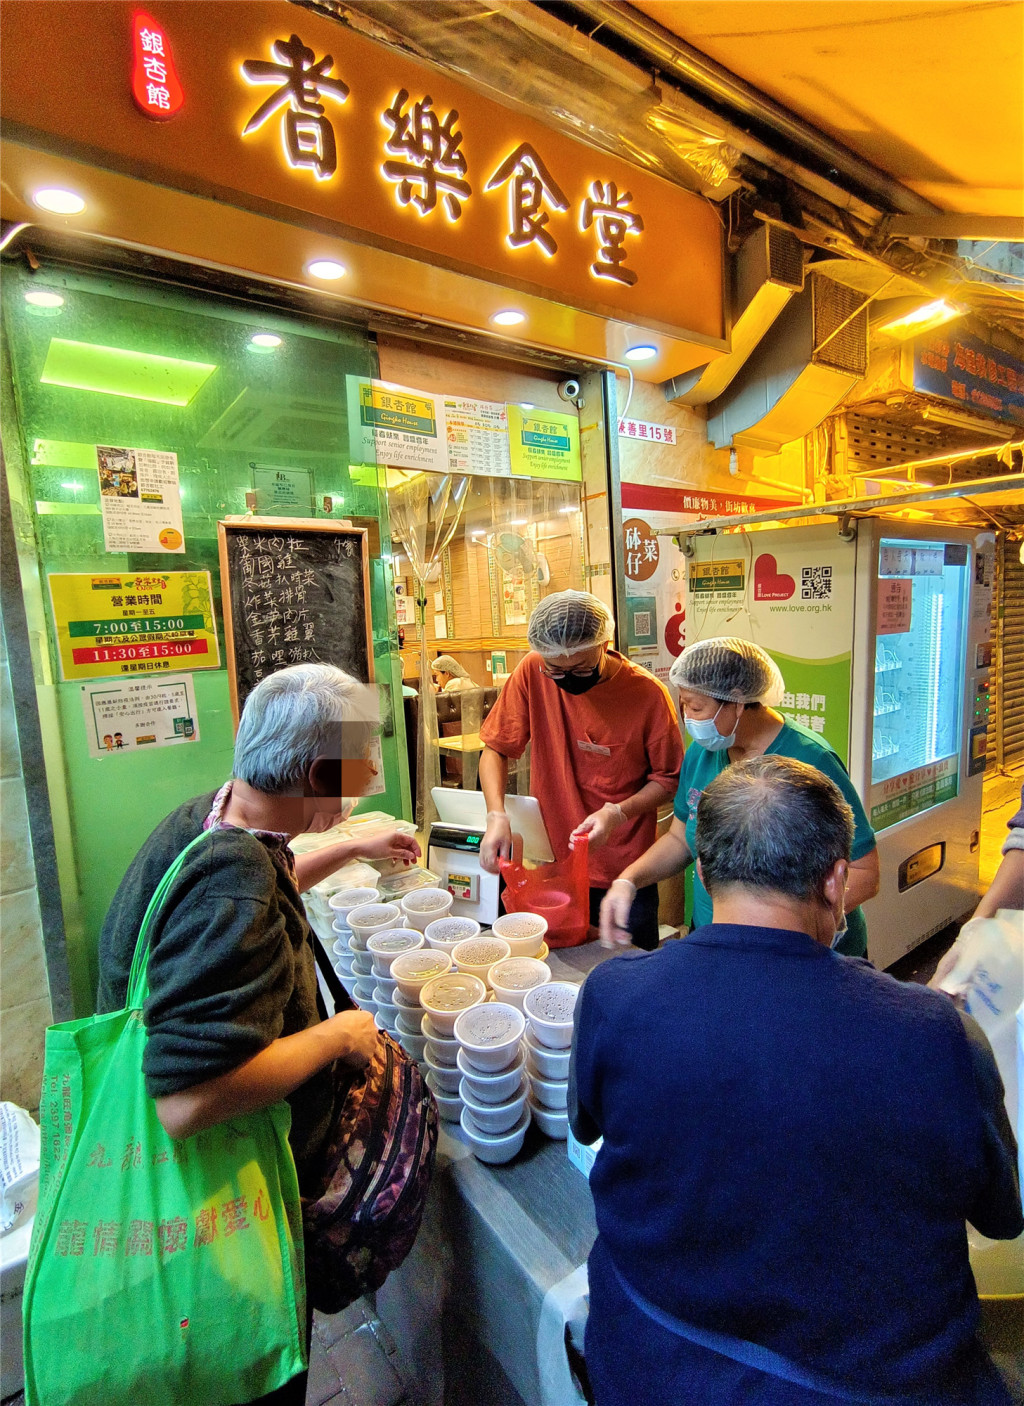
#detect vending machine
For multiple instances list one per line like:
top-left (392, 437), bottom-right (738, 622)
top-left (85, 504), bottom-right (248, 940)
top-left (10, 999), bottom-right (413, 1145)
top-left (684, 521), bottom-right (994, 968)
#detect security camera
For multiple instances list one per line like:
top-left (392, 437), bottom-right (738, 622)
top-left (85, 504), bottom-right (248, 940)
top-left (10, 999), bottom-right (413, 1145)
top-left (557, 378), bottom-right (582, 403)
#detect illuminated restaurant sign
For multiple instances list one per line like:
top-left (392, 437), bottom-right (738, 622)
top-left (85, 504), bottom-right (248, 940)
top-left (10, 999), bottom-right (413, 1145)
top-left (914, 330), bottom-right (1024, 425)
top-left (2, 1), bottom-right (724, 343)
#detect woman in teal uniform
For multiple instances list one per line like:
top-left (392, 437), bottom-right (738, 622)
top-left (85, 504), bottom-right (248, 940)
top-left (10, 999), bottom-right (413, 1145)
top-left (600, 637), bottom-right (879, 956)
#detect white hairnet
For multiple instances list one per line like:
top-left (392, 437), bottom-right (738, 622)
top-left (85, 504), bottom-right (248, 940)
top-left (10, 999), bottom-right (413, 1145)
top-left (432, 654), bottom-right (469, 678)
top-left (527, 590), bottom-right (615, 656)
top-left (668, 637), bottom-right (785, 706)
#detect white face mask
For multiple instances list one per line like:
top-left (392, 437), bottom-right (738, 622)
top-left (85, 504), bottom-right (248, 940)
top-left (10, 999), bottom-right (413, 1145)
top-left (684, 702), bottom-right (737, 752)
top-left (829, 911), bottom-right (849, 949)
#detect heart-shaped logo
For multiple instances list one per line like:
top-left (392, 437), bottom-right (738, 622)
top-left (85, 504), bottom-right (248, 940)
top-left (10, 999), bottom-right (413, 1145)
top-left (753, 553), bottom-right (795, 601)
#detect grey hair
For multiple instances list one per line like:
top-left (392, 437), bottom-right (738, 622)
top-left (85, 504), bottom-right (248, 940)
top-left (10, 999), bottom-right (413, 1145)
top-left (696, 755), bottom-right (853, 902)
top-left (233, 664), bottom-right (378, 795)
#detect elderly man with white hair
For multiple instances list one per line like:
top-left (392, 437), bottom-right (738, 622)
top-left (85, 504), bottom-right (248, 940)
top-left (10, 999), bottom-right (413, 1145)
top-left (479, 589), bottom-right (682, 949)
top-left (97, 663), bottom-right (420, 1406)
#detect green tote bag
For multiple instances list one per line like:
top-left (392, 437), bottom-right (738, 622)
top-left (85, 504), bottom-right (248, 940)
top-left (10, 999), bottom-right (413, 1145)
top-left (23, 832), bottom-right (308, 1406)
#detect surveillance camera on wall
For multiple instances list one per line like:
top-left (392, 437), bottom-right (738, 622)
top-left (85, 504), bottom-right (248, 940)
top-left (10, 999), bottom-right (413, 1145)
top-left (557, 378), bottom-right (582, 403)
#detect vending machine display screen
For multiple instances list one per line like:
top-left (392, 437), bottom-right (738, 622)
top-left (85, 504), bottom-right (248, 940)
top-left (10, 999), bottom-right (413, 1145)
top-left (872, 539), bottom-right (969, 796)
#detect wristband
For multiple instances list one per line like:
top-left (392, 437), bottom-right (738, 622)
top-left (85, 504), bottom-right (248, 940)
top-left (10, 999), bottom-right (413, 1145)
top-left (610, 877), bottom-right (636, 898)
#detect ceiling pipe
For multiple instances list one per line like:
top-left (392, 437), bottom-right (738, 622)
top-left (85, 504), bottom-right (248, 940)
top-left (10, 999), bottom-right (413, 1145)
top-left (547, 0), bottom-right (939, 218)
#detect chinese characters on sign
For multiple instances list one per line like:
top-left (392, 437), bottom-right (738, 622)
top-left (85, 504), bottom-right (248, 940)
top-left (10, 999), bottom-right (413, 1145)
top-left (237, 35), bottom-right (646, 285)
top-left (623, 518), bottom-right (660, 582)
top-left (48, 572), bottom-right (219, 682)
top-left (913, 331), bottom-right (1024, 426)
top-left (131, 12), bottom-right (183, 120)
top-left (779, 691), bottom-right (830, 735)
top-left (618, 418), bottom-right (677, 445)
top-left (81, 675), bottom-right (199, 758)
top-left (96, 445), bottom-right (185, 554)
top-left (242, 34), bottom-right (350, 179)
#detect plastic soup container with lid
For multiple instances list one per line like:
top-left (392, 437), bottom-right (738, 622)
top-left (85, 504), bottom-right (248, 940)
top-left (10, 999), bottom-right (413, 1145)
top-left (453, 1002), bottom-right (526, 1073)
top-left (488, 957), bottom-right (551, 1011)
top-left (400, 888), bottom-right (455, 932)
top-left (451, 936), bottom-right (512, 987)
top-left (419, 972), bottom-right (488, 1037)
top-left (366, 928), bottom-right (424, 972)
top-left (523, 981), bottom-right (579, 1049)
top-left (389, 949), bottom-right (453, 1002)
top-left (491, 912), bottom-right (548, 957)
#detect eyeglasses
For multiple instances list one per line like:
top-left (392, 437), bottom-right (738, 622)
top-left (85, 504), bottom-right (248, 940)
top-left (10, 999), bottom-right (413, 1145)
top-left (538, 661), bottom-right (600, 680)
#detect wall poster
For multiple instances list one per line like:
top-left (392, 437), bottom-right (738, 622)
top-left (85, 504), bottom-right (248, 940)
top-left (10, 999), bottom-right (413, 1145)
top-left (96, 445), bottom-right (185, 553)
top-left (81, 674), bottom-right (199, 758)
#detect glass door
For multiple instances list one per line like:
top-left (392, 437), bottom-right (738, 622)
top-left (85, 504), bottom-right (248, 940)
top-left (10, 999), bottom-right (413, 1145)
top-left (870, 537), bottom-right (969, 826)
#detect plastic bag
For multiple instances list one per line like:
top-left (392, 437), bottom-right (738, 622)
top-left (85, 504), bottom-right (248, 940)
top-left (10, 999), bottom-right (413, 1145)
top-left (936, 910), bottom-right (1023, 1136)
top-left (500, 835), bottom-right (590, 948)
top-left (1, 1103), bottom-right (39, 1236)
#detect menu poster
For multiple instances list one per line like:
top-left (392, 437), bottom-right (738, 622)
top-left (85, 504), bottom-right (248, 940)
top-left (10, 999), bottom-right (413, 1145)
top-left (96, 445), bottom-right (185, 553)
top-left (443, 396), bottom-right (511, 477)
top-left (348, 378), bottom-right (448, 474)
top-left (81, 674), bottom-right (199, 758)
top-left (48, 571), bottom-right (219, 681)
top-left (507, 406), bottom-right (582, 482)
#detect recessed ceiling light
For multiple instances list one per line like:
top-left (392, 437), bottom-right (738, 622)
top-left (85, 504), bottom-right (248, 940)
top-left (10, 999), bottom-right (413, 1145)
top-left (306, 259), bottom-right (347, 281)
top-left (491, 310), bottom-right (526, 327)
top-left (24, 289), bottom-right (65, 308)
top-left (249, 333), bottom-right (282, 348)
top-left (519, 402), bottom-right (535, 410)
top-left (32, 188), bottom-right (86, 215)
top-left (624, 344), bottom-right (658, 363)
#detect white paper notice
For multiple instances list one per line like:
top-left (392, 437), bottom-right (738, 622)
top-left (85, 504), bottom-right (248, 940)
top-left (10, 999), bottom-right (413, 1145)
top-left (97, 445), bottom-right (185, 553)
top-left (81, 674), bottom-right (199, 758)
top-left (363, 734), bottom-right (386, 797)
top-left (444, 396), bottom-right (511, 477)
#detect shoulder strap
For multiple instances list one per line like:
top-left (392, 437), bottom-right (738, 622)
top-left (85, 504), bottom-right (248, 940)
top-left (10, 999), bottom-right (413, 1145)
top-left (311, 929), bottom-right (355, 1015)
top-left (125, 830), bottom-right (216, 1009)
top-left (606, 1253), bottom-right (909, 1405)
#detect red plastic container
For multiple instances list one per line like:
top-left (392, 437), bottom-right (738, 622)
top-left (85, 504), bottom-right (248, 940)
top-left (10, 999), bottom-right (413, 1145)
top-left (499, 835), bottom-right (590, 948)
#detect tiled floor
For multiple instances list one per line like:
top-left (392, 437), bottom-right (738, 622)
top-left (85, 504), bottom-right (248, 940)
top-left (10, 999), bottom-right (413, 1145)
top-left (307, 1300), bottom-right (419, 1406)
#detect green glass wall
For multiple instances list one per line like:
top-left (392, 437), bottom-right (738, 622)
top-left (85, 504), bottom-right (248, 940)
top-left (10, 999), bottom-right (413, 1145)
top-left (2, 264), bottom-right (409, 1013)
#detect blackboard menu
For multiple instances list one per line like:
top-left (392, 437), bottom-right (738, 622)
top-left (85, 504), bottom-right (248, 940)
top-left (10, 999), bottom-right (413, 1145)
top-left (217, 517), bottom-right (372, 722)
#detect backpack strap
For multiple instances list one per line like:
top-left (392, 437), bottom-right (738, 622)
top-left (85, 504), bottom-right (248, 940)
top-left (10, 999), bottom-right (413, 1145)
top-left (125, 831), bottom-right (217, 1010)
top-left (311, 929), bottom-right (356, 1015)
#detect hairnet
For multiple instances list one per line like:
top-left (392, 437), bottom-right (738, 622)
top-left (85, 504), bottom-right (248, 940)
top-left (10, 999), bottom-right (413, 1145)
top-left (432, 654), bottom-right (469, 678)
top-left (668, 637), bottom-right (785, 706)
top-left (527, 590), bottom-right (615, 656)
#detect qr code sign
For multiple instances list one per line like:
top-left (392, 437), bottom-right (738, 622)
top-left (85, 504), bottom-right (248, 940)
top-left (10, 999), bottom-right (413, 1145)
top-left (801, 565), bottom-right (833, 600)
top-left (634, 611), bottom-right (652, 636)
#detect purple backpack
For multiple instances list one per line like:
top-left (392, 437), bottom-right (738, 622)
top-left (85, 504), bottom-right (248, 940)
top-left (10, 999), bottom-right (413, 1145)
top-left (306, 939), bottom-right (438, 1313)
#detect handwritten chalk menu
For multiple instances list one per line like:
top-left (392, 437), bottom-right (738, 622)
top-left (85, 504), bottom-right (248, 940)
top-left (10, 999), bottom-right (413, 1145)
top-left (218, 518), bottom-right (372, 722)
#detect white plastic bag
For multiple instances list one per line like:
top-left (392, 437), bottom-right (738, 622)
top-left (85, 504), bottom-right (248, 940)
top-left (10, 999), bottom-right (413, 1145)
top-left (0, 1102), bottom-right (40, 1235)
top-left (936, 910), bottom-right (1023, 1137)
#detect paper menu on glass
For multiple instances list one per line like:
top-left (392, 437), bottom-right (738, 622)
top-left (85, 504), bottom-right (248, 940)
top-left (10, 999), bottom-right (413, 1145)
top-left (97, 445), bottom-right (185, 553)
top-left (81, 674), bottom-right (199, 758)
top-left (443, 396), bottom-right (511, 477)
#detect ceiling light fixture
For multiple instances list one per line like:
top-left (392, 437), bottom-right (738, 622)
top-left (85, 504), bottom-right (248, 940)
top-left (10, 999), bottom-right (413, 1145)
top-left (491, 310), bottom-right (526, 327)
top-left (875, 298), bottom-right (963, 341)
top-left (40, 339), bottom-right (217, 406)
top-left (24, 290), bottom-right (65, 309)
top-left (519, 402), bottom-right (535, 410)
top-left (624, 344), bottom-right (658, 363)
top-left (306, 259), bottom-right (347, 280)
top-left (32, 188), bottom-right (86, 215)
top-left (249, 333), bottom-right (282, 348)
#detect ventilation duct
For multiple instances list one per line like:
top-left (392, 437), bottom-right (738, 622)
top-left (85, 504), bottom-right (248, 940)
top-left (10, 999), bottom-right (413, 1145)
top-left (706, 272), bottom-right (868, 451)
top-left (664, 224), bottom-right (804, 407)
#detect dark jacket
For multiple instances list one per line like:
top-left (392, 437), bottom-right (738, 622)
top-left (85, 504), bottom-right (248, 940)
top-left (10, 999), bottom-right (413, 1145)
top-left (571, 925), bottom-right (1022, 1405)
top-left (97, 791), bottom-right (335, 1191)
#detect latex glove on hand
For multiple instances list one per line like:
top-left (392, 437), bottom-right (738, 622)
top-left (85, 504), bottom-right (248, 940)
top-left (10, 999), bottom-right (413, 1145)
top-left (480, 811), bottom-right (513, 875)
top-left (357, 826), bottom-right (421, 867)
top-left (570, 802), bottom-right (625, 851)
top-left (599, 878), bottom-right (636, 949)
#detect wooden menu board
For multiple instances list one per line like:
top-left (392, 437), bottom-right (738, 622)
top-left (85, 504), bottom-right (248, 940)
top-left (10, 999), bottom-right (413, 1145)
top-left (217, 517), bottom-right (373, 724)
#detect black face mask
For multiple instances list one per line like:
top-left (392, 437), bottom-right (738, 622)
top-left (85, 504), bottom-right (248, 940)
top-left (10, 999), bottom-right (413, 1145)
top-left (551, 667), bottom-right (602, 695)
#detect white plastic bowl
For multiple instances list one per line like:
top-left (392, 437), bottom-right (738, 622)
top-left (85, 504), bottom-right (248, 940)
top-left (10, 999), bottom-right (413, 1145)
top-left (423, 1020), bottom-right (460, 1067)
top-left (332, 935), bottom-right (354, 958)
top-left (524, 1027), bottom-right (571, 1081)
top-left (488, 957), bottom-right (552, 1011)
top-left (400, 887), bottom-right (455, 932)
top-left (527, 1092), bottom-right (568, 1139)
top-left (528, 1069), bottom-right (568, 1110)
top-left (372, 971), bottom-right (398, 999)
top-left (389, 948), bottom-right (453, 1002)
top-left (457, 1046), bottom-right (527, 1104)
top-left (348, 903), bottom-right (402, 940)
top-left (419, 973), bottom-right (487, 1036)
top-left (523, 981), bottom-right (579, 1050)
top-left (353, 978), bottom-right (376, 1002)
top-left (353, 993), bottom-right (378, 1015)
top-left (451, 936), bottom-right (512, 987)
top-left (460, 1077), bottom-right (528, 1133)
top-left (453, 1001), bottom-right (526, 1073)
top-left (423, 1050), bottom-right (462, 1094)
top-left (424, 915), bottom-right (482, 952)
top-left (329, 886), bottom-right (380, 918)
top-left (459, 1103), bottom-right (530, 1164)
top-left (351, 953), bottom-right (374, 978)
top-left (373, 985), bottom-right (399, 1014)
top-left (491, 912), bottom-right (549, 957)
top-left (392, 986), bottom-right (422, 1013)
top-left (366, 928), bottom-right (425, 971)
top-left (395, 1010), bottom-right (423, 1038)
top-left (375, 1007), bottom-right (399, 1033)
top-left (425, 1072), bottom-right (463, 1121)
top-left (398, 1031), bottom-right (427, 1062)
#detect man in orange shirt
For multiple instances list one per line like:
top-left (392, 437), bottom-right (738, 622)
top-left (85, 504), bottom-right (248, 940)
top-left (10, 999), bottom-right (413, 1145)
top-left (479, 591), bottom-right (683, 949)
